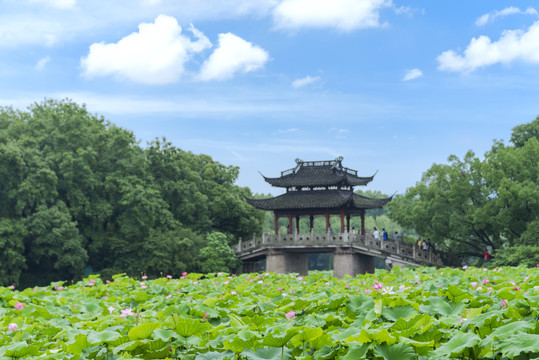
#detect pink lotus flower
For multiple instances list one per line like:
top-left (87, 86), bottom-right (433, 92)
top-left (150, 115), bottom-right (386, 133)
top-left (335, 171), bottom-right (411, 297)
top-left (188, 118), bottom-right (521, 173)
top-left (8, 285), bottom-right (15, 290)
top-left (285, 311), bottom-right (297, 321)
top-left (482, 279), bottom-right (490, 284)
top-left (120, 307), bottom-right (135, 318)
top-left (296, 277), bottom-right (303, 281)
top-left (14, 302), bottom-right (24, 310)
top-left (180, 276), bottom-right (185, 279)
top-left (107, 306), bottom-right (115, 314)
top-left (514, 286), bottom-right (520, 291)
top-left (501, 299), bottom-right (507, 308)
top-left (54, 286), bottom-right (64, 291)
top-left (462, 265), bottom-right (468, 269)
top-left (217, 272), bottom-right (223, 276)
top-left (166, 275), bottom-right (173, 279)
top-left (106, 280), bottom-right (111, 283)
top-left (278, 287), bottom-right (283, 291)
top-left (231, 291), bottom-right (237, 295)
top-left (471, 282), bottom-right (477, 288)
top-left (345, 284), bottom-right (350, 288)
top-left (290, 289), bottom-right (295, 295)
top-left (365, 289), bottom-right (372, 294)
top-left (372, 282), bottom-right (383, 290)
top-left (459, 318), bottom-right (467, 323)
top-left (182, 272), bottom-right (188, 276)
top-left (8, 323), bottom-right (18, 332)
top-left (141, 275), bottom-right (148, 280)
top-left (224, 281), bottom-right (229, 285)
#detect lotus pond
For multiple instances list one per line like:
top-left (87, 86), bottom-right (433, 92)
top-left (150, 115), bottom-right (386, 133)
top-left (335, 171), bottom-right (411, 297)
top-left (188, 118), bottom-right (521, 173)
top-left (1, 266), bottom-right (538, 359)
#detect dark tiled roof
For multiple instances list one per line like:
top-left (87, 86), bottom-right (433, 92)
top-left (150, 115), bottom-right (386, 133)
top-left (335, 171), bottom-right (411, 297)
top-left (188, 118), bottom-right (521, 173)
top-left (263, 163), bottom-right (374, 188)
top-left (245, 190), bottom-right (391, 211)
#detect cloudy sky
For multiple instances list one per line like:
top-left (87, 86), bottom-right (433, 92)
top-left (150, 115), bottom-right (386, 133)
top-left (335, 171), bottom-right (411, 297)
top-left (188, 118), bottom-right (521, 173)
top-left (2, 0), bottom-right (539, 196)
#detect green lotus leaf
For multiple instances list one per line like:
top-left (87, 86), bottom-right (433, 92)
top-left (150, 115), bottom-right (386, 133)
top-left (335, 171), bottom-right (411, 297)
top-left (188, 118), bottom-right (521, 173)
top-left (87, 330), bottom-right (121, 345)
top-left (128, 322), bottom-right (160, 340)
top-left (382, 305), bottom-right (417, 321)
top-left (194, 350), bottom-right (235, 360)
top-left (262, 326), bottom-right (299, 348)
top-left (498, 333), bottom-right (539, 358)
top-left (434, 331), bottom-right (480, 357)
top-left (4, 341), bottom-right (41, 358)
top-left (340, 342), bottom-right (370, 360)
top-left (290, 326), bottom-right (323, 347)
top-left (346, 294), bottom-right (374, 317)
top-left (312, 344), bottom-right (341, 360)
top-left (223, 329), bottom-right (261, 352)
top-left (152, 328), bottom-right (176, 342)
top-left (429, 297), bottom-right (466, 317)
top-left (174, 316), bottom-right (212, 337)
top-left (242, 347), bottom-right (292, 360)
top-left (66, 334), bottom-right (89, 354)
top-left (479, 320), bottom-right (535, 348)
top-left (373, 343), bottom-right (415, 360)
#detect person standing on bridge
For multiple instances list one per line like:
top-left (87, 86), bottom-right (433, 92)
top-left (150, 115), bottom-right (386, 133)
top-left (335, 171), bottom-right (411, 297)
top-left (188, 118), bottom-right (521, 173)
top-left (382, 229), bottom-right (388, 241)
top-left (373, 227), bottom-right (379, 240)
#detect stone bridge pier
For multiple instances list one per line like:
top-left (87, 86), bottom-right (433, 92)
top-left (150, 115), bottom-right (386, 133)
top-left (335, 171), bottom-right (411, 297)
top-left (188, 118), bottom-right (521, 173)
top-left (265, 248), bottom-right (376, 277)
top-left (266, 251), bottom-right (309, 275)
top-left (333, 250), bottom-right (375, 278)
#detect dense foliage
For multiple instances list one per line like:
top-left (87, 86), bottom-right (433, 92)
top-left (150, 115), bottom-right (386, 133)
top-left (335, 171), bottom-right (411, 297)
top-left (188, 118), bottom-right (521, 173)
top-left (388, 117), bottom-right (539, 266)
top-left (0, 100), bottom-right (264, 287)
top-left (1, 267), bottom-right (538, 359)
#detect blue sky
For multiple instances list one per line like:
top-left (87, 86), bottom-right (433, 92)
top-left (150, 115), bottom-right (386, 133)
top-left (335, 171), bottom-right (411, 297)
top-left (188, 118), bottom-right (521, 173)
top-left (2, 0), bottom-right (539, 196)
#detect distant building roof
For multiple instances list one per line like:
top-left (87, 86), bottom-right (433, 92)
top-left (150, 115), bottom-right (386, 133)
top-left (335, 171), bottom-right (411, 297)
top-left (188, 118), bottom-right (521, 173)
top-left (246, 190), bottom-right (392, 211)
top-left (261, 157), bottom-right (375, 188)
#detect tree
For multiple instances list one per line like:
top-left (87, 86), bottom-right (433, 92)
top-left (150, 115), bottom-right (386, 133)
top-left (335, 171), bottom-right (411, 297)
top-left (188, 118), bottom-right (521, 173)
top-left (198, 232), bottom-right (240, 273)
top-left (388, 116), bottom-right (539, 266)
top-left (0, 99), bottom-right (263, 286)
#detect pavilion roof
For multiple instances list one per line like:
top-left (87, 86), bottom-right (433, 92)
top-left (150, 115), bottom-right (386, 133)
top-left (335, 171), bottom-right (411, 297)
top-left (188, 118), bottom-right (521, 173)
top-left (245, 190), bottom-right (392, 211)
top-left (262, 157), bottom-right (375, 188)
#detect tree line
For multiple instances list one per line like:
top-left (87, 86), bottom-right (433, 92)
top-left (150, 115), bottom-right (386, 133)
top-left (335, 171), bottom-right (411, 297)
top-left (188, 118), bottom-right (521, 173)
top-left (387, 117), bottom-right (539, 267)
top-left (0, 99), bottom-right (264, 287)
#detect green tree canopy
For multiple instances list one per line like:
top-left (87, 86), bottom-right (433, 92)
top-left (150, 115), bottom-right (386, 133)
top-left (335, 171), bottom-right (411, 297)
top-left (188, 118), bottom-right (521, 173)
top-left (388, 116), bottom-right (539, 266)
top-left (0, 99), bottom-right (263, 286)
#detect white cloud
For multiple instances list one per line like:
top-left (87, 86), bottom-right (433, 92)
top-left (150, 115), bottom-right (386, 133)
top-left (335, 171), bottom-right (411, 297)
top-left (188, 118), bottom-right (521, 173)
top-left (198, 33), bottom-right (269, 81)
top-left (476, 7), bottom-right (537, 26)
top-left (272, 0), bottom-right (391, 31)
top-left (80, 15), bottom-right (211, 84)
top-left (29, 0), bottom-right (76, 9)
top-left (292, 75), bottom-right (321, 88)
top-left (35, 56), bottom-right (51, 71)
top-left (402, 68), bottom-right (422, 81)
top-left (438, 20), bottom-right (539, 73)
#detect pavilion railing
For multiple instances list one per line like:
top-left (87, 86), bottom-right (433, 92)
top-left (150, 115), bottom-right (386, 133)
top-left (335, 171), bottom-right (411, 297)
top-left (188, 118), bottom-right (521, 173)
top-left (232, 231), bottom-right (442, 265)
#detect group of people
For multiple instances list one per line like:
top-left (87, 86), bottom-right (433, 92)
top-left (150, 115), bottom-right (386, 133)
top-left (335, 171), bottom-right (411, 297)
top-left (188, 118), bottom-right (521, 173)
top-left (372, 227), bottom-right (399, 241)
top-left (416, 237), bottom-right (432, 252)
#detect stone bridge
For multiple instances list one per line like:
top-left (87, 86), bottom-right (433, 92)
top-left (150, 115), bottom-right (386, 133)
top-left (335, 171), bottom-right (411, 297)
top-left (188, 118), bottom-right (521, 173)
top-left (232, 232), bottom-right (443, 277)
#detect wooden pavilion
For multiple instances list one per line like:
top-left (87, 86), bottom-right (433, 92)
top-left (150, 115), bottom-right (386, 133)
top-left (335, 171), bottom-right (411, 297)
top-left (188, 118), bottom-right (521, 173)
top-left (245, 157), bottom-right (392, 235)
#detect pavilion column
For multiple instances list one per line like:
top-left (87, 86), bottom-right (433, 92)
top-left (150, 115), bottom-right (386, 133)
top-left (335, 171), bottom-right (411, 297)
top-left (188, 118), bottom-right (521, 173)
top-left (295, 215), bottom-right (300, 234)
top-left (346, 214), bottom-right (350, 232)
top-left (340, 210), bottom-right (345, 233)
top-left (288, 214), bottom-right (293, 234)
top-left (274, 213), bottom-right (279, 235)
top-left (325, 212), bottom-right (330, 233)
top-left (309, 215), bottom-right (314, 232)
top-left (360, 210), bottom-right (365, 235)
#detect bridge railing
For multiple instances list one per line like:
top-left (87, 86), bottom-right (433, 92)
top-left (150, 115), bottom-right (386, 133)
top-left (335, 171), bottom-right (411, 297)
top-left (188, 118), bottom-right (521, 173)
top-left (232, 231), bottom-right (442, 265)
